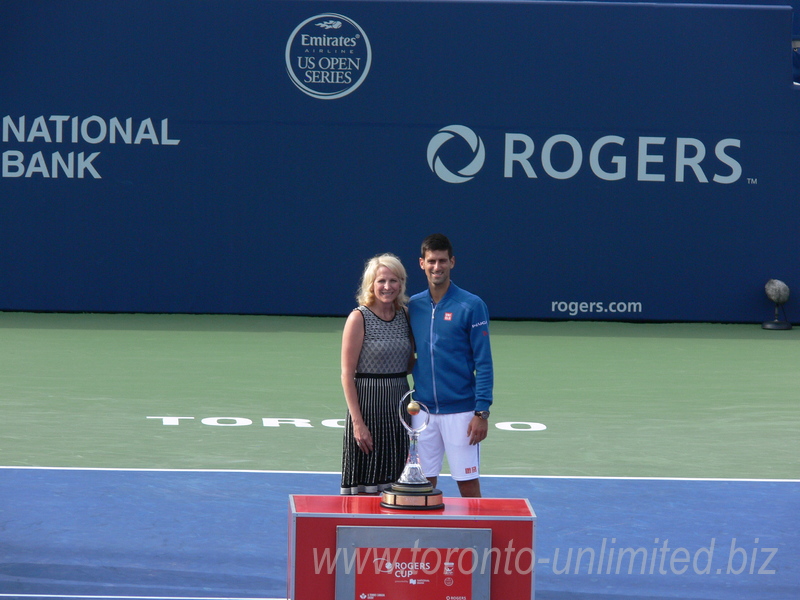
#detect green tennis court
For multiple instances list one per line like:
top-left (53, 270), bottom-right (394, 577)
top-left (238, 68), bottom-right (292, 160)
top-left (1, 311), bottom-right (797, 479)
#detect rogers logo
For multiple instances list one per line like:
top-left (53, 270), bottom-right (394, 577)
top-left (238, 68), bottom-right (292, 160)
top-left (427, 125), bottom-right (486, 184)
top-left (428, 126), bottom-right (744, 184)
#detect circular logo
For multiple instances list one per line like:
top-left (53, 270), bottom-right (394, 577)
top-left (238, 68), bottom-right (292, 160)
top-left (373, 559), bottom-right (393, 573)
top-left (285, 13), bottom-right (372, 100)
top-left (427, 125), bottom-right (486, 183)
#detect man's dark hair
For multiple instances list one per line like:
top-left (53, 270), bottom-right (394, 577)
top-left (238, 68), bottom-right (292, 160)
top-left (420, 233), bottom-right (453, 258)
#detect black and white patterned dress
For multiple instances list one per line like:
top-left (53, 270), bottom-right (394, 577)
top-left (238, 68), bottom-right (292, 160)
top-left (341, 305), bottom-right (412, 495)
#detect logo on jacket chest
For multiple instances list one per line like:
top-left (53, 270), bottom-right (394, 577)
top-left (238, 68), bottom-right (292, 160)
top-left (444, 312), bottom-right (453, 321)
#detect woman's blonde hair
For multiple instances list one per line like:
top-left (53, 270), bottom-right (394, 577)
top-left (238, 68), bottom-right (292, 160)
top-left (356, 253), bottom-right (409, 309)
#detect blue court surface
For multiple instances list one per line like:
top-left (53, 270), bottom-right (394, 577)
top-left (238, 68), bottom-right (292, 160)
top-left (0, 468), bottom-right (797, 600)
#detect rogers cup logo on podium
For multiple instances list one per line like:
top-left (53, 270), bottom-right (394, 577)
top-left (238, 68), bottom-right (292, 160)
top-left (354, 547), bottom-right (474, 600)
top-left (285, 13), bottom-right (372, 99)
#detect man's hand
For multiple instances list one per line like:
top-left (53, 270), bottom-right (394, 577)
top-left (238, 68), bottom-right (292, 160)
top-left (467, 416), bottom-right (489, 445)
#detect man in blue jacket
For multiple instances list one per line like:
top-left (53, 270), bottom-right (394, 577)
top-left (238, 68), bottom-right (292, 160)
top-left (409, 234), bottom-right (493, 497)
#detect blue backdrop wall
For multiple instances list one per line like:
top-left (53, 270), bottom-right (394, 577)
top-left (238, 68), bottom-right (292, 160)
top-left (2, 0), bottom-right (799, 322)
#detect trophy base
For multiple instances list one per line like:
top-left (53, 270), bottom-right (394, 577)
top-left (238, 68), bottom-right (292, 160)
top-left (380, 482), bottom-right (444, 510)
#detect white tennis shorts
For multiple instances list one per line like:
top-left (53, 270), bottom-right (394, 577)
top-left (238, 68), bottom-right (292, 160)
top-left (411, 410), bottom-right (480, 481)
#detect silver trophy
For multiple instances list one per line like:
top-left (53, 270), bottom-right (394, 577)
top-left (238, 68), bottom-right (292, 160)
top-left (381, 390), bottom-right (444, 510)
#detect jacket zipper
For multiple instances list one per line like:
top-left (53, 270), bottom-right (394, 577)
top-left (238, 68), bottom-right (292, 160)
top-left (429, 300), bottom-right (439, 412)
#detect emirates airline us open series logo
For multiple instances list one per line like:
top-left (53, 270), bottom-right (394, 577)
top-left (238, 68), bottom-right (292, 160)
top-left (285, 13), bottom-right (372, 99)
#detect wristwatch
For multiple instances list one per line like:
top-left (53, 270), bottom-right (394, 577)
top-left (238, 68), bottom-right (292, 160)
top-left (474, 410), bottom-right (490, 420)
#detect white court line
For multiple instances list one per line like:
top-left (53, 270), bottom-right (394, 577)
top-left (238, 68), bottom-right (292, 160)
top-left (0, 465), bottom-right (797, 482)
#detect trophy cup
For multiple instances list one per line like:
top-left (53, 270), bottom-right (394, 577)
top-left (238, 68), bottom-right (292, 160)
top-left (381, 390), bottom-right (444, 510)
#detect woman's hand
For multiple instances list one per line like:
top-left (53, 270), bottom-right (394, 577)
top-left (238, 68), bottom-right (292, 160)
top-left (353, 420), bottom-right (373, 453)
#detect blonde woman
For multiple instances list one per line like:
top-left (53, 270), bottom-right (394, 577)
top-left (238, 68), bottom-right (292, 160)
top-left (340, 253), bottom-right (415, 495)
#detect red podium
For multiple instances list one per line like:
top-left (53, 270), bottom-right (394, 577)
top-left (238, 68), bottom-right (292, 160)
top-left (288, 495), bottom-right (536, 600)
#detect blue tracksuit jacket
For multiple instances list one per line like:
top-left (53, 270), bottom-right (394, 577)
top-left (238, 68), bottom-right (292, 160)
top-left (409, 282), bottom-right (493, 414)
